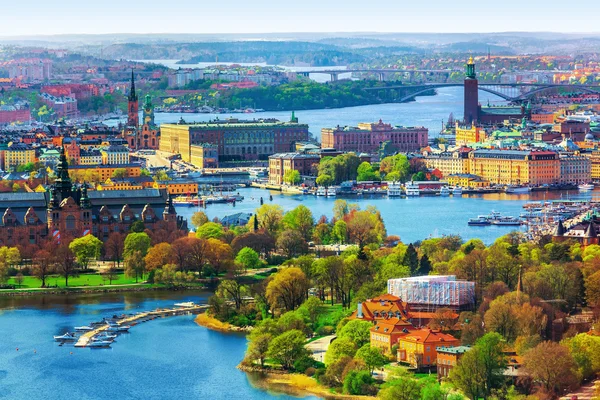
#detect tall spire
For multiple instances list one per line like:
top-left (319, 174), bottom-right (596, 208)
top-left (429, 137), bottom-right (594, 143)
top-left (54, 147), bottom-right (72, 202)
top-left (128, 69), bottom-right (138, 102)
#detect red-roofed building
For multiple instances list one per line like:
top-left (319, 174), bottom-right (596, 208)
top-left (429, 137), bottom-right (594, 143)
top-left (370, 318), bottom-right (414, 354)
top-left (350, 294), bottom-right (412, 322)
top-left (397, 329), bottom-right (459, 369)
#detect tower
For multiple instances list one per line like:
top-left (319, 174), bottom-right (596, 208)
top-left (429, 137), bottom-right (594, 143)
top-left (142, 94), bottom-right (155, 127)
top-left (127, 70), bottom-right (139, 128)
top-left (54, 147), bottom-right (73, 202)
top-left (464, 56), bottom-right (479, 125)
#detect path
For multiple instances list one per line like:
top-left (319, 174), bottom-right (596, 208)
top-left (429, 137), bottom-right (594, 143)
top-left (306, 335), bottom-right (336, 363)
top-left (561, 380), bottom-right (598, 400)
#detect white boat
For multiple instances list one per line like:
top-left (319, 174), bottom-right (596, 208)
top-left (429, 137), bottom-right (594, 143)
top-left (326, 187), bottom-right (337, 197)
top-left (452, 186), bottom-right (463, 196)
top-left (468, 216), bottom-right (491, 226)
top-left (490, 217), bottom-right (522, 226)
top-left (54, 332), bottom-right (77, 342)
top-left (316, 187), bottom-right (327, 196)
top-left (506, 185), bottom-right (531, 194)
top-left (174, 302), bottom-right (196, 308)
top-left (107, 325), bottom-right (130, 332)
top-left (405, 181), bottom-right (420, 196)
top-left (95, 333), bottom-right (117, 341)
top-left (387, 182), bottom-right (402, 197)
top-left (74, 326), bottom-right (94, 332)
top-left (440, 186), bottom-right (450, 196)
top-left (578, 183), bottom-right (594, 191)
top-left (87, 340), bottom-right (112, 348)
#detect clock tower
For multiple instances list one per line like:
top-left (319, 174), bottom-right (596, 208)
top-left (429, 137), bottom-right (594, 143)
top-left (464, 56), bottom-right (479, 125)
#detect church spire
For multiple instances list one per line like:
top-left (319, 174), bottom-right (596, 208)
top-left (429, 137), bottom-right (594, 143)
top-left (54, 147), bottom-right (73, 202)
top-left (128, 69), bottom-right (138, 102)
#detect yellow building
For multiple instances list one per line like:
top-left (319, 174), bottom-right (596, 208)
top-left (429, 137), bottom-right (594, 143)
top-left (80, 149), bottom-right (103, 165)
top-left (4, 143), bottom-right (35, 171)
top-left (69, 164), bottom-right (141, 182)
top-left (97, 178), bottom-right (143, 191)
top-left (446, 173), bottom-right (489, 188)
top-left (190, 144), bottom-right (218, 169)
top-left (469, 149), bottom-right (560, 185)
top-left (153, 181), bottom-right (198, 195)
top-left (422, 151), bottom-right (471, 178)
top-left (588, 152), bottom-right (600, 182)
top-left (455, 123), bottom-right (485, 146)
top-left (101, 145), bottom-right (130, 165)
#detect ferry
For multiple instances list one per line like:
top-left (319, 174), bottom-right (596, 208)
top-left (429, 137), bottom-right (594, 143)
top-left (316, 187), bottom-right (327, 196)
top-left (326, 187), bottom-right (337, 197)
top-left (490, 216), bottom-right (522, 226)
top-left (439, 186), bottom-right (450, 196)
top-left (387, 182), bottom-right (402, 197)
top-left (506, 185), bottom-right (531, 194)
top-left (405, 181), bottom-right (420, 196)
top-left (452, 186), bottom-right (463, 196)
top-left (578, 183), bottom-right (594, 191)
top-left (468, 216), bottom-right (491, 226)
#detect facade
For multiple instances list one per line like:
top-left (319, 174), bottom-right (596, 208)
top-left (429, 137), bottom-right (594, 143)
top-left (468, 149), bottom-right (560, 185)
top-left (160, 116), bottom-right (309, 162)
top-left (397, 329), bottom-right (460, 369)
top-left (0, 150), bottom-right (186, 246)
top-left (39, 93), bottom-right (78, 118)
top-left (559, 154), bottom-right (591, 184)
top-left (0, 105), bottom-right (30, 124)
top-left (422, 150), bottom-right (471, 178)
top-left (388, 276), bottom-right (475, 311)
top-left (101, 145), bottom-right (130, 165)
top-left (370, 318), bottom-right (414, 354)
top-left (585, 151), bottom-right (600, 182)
top-left (4, 143), bottom-right (35, 171)
top-left (446, 173), bottom-right (489, 188)
top-left (268, 152), bottom-right (320, 185)
top-left (80, 149), bottom-right (103, 165)
top-left (69, 164), bottom-right (141, 182)
top-left (437, 346), bottom-right (471, 381)
top-left (190, 144), bottom-right (219, 169)
top-left (455, 123), bottom-right (485, 145)
top-left (321, 120), bottom-right (428, 153)
top-left (463, 57), bottom-right (479, 125)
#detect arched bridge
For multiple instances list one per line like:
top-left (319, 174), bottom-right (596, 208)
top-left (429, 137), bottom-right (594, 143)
top-left (365, 83), bottom-right (600, 102)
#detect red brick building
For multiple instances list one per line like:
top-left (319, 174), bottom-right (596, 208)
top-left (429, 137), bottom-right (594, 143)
top-left (0, 105), bottom-right (30, 124)
top-left (268, 151), bottom-right (320, 184)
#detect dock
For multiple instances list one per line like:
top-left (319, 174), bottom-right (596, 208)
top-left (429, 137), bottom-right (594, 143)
top-left (74, 303), bottom-right (208, 347)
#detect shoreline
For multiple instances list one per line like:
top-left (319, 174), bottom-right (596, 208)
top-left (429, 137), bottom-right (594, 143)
top-left (238, 366), bottom-right (377, 400)
top-left (194, 312), bottom-right (252, 333)
top-left (0, 284), bottom-right (206, 297)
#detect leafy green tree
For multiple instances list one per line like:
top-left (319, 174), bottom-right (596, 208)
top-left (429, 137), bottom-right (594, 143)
top-left (196, 222), bottom-right (224, 240)
top-left (124, 232), bottom-right (151, 258)
top-left (356, 162), bottom-right (381, 182)
top-left (316, 174), bottom-right (333, 187)
top-left (343, 370), bottom-right (374, 395)
top-left (245, 333), bottom-right (272, 367)
top-left (337, 319), bottom-right (373, 348)
top-left (130, 220), bottom-right (145, 233)
top-left (283, 169), bottom-right (301, 185)
top-left (235, 247), bottom-right (261, 271)
top-left (297, 296), bottom-right (324, 329)
top-left (69, 234), bottom-right (103, 269)
top-left (325, 337), bottom-right (357, 365)
top-left (191, 211), bottom-right (209, 228)
top-left (277, 229), bottom-right (308, 259)
top-left (282, 205), bottom-right (314, 241)
top-left (267, 329), bottom-right (309, 370)
top-left (216, 279), bottom-right (250, 310)
top-left (379, 376), bottom-right (422, 400)
top-left (331, 220), bottom-right (348, 244)
top-left (403, 243), bottom-right (419, 274)
top-left (355, 344), bottom-right (387, 373)
top-left (112, 168), bottom-right (127, 179)
top-left (449, 348), bottom-right (486, 400)
top-left (125, 250), bottom-right (146, 282)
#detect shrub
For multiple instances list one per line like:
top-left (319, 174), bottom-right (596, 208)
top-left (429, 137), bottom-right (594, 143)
top-left (305, 367), bottom-right (316, 377)
top-left (294, 355), bottom-right (317, 372)
top-left (316, 325), bottom-right (334, 336)
top-left (342, 370), bottom-right (375, 395)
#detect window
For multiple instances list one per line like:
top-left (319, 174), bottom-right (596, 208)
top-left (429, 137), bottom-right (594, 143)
top-left (66, 215), bottom-right (76, 231)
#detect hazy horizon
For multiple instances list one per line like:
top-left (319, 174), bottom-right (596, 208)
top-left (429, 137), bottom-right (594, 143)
top-left (1, 0), bottom-right (597, 37)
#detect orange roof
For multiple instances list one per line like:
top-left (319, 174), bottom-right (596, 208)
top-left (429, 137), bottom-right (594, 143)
top-left (399, 329), bottom-right (458, 344)
top-left (410, 311), bottom-right (459, 320)
top-left (370, 318), bottom-right (413, 335)
top-left (351, 294), bottom-right (412, 321)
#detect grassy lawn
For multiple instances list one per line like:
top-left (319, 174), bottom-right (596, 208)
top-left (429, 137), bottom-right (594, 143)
top-left (7, 273), bottom-right (140, 289)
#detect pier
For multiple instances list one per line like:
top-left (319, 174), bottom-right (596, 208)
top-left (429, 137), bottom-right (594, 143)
top-left (74, 303), bottom-right (208, 347)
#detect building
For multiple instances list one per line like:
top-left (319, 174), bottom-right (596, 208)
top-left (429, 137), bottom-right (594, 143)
top-left (38, 149), bottom-right (60, 167)
top-left (397, 329), bottom-right (460, 369)
top-left (559, 154), bottom-right (591, 184)
top-left (0, 104), bottom-right (30, 124)
top-left (220, 212), bottom-right (253, 227)
top-left (190, 144), bottom-right (218, 169)
top-left (351, 294), bottom-right (413, 321)
top-left (588, 151), bottom-right (600, 182)
top-left (39, 93), bottom-right (78, 118)
top-left (80, 149), bottom-right (103, 165)
top-left (0, 149), bottom-right (186, 246)
top-left (455, 123), bottom-right (486, 145)
top-left (422, 150), bottom-right (471, 178)
top-left (321, 120), bottom-right (428, 154)
top-left (437, 346), bottom-right (471, 380)
top-left (127, 70), bottom-right (139, 130)
top-left (463, 57), bottom-right (479, 125)
top-left (268, 151), bottom-right (320, 185)
top-left (160, 116), bottom-right (309, 162)
top-left (370, 318), bottom-right (414, 354)
top-left (446, 173), bottom-right (489, 188)
top-left (101, 145), bottom-right (130, 165)
top-left (387, 276), bottom-right (475, 312)
top-left (468, 149), bottom-right (560, 186)
top-left (4, 143), bottom-right (35, 171)
top-left (69, 164), bottom-right (141, 182)
top-left (41, 84), bottom-right (99, 100)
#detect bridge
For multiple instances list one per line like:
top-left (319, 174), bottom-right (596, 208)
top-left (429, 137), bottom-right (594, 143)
top-left (363, 82), bottom-right (600, 102)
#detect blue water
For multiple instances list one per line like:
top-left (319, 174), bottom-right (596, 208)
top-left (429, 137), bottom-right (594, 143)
top-left (0, 292), bottom-right (319, 400)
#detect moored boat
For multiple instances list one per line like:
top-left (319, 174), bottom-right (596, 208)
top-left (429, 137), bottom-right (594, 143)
top-left (468, 216), bottom-right (491, 226)
top-left (505, 185), bottom-right (531, 194)
top-left (54, 332), bottom-right (77, 342)
top-left (74, 326), bottom-right (94, 332)
top-left (578, 183), bottom-right (594, 191)
top-left (87, 340), bottom-right (112, 348)
top-left (405, 181), bottom-right (420, 196)
top-left (387, 182), bottom-right (402, 197)
top-left (452, 186), bottom-right (463, 196)
top-left (316, 187), bottom-right (327, 196)
top-left (439, 186), bottom-right (450, 196)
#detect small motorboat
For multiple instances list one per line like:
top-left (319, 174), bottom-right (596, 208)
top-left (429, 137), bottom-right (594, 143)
top-left (578, 183), bottom-right (594, 191)
top-left (54, 332), bottom-right (77, 342)
top-left (452, 186), bottom-right (463, 196)
top-left (439, 186), bottom-right (450, 196)
top-left (74, 326), bottom-right (94, 332)
top-left (107, 325), bottom-right (130, 332)
top-left (95, 333), bottom-right (117, 340)
top-left (87, 340), bottom-right (112, 348)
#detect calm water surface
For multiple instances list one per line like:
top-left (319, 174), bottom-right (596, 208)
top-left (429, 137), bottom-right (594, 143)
top-left (0, 292), bottom-right (319, 400)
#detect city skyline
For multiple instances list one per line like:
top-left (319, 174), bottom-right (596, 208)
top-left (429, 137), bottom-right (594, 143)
top-left (0, 0), bottom-right (599, 36)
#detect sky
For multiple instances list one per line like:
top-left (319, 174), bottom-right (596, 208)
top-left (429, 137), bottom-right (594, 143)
top-left (0, 0), bottom-right (598, 36)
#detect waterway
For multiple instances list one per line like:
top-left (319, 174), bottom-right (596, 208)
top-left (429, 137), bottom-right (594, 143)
top-left (0, 291), bottom-right (319, 400)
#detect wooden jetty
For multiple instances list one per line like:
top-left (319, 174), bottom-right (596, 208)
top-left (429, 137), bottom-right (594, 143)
top-left (74, 303), bottom-right (208, 347)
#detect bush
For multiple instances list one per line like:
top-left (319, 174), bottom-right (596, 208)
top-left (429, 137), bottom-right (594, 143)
top-left (342, 370), bottom-right (375, 395)
top-left (313, 367), bottom-right (327, 384)
top-left (20, 266), bottom-right (31, 276)
top-left (146, 269), bottom-right (156, 284)
top-left (267, 255), bottom-right (286, 265)
top-left (294, 355), bottom-right (317, 372)
top-left (7, 267), bottom-right (19, 276)
top-left (391, 344), bottom-right (399, 357)
top-left (316, 325), bottom-right (335, 336)
top-left (305, 367), bottom-right (316, 377)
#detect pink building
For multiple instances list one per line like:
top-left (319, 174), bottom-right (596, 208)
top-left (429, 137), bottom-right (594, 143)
top-left (39, 93), bottom-right (78, 118)
top-left (0, 105), bottom-right (31, 124)
top-left (321, 120), bottom-right (428, 153)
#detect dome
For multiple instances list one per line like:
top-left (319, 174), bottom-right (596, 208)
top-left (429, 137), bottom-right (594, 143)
top-left (585, 133), bottom-right (595, 141)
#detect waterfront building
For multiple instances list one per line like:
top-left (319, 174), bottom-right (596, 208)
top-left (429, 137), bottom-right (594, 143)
top-left (321, 120), bottom-right (428, 154)
top-left (422, 149), bottom-right (471, 178)
top-left (387, 276), bottom-right (475, 312)
top-left (160, 115), bottom-right (308, 162)
top-left (468, 149), bottom-right (560, 186)
top-left (463, 57), bottom-right (479, 125)
top-left (4, 143), bottom-right (35, 171)
top-left (69, 164), bottom-right (141, 182)
top-left (397, 329), bottom-right (459, 369)
top-left (559, 154), bottom-right (591, 184)
top-left (446, 173), bottom-right (489, 188)
top-left (101, 145), bottom-right (130, 165)
top-left (455, 123), bottom-right (485, 145)
top-left (268, 151), bottom-right (320, 185)
top-left (190, 143), bottom-right (218, 169)
top-left (0, 150), bottom-right (186, 246)
top-left (587, 151), bottom-right (600, 182)
top-left (437, 346), bottom-right (471, 381)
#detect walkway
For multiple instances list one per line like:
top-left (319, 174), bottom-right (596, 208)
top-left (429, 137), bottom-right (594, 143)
top-left (561, 380), bottom-right (598, 400)
top-left (306, 335), bottom-right (336, 363)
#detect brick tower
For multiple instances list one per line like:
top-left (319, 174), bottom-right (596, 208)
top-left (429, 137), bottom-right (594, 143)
top-left (464, 56), bottom-right (479, 124)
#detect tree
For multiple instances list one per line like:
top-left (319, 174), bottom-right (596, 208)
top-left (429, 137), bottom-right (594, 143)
top-left (104, 232), bottom-right (125, 268)
top-left (124, 232), bottom-right (151, 258)
top-left (125, 250), bottom-right (146, 282)
top-left (14, 272), bottom-right (23, 287)
top-left (130, 221), bottom-right (145, 233)
top-left (379, 377), bottom-right (422, 400)
top-left (325, 337), bottom-right (357, 365)
top-left (403, 243), bottom-right (419, 274)
top-left (283, 169), bottom-right (301, 185)
top-left (267, 330), bottom-right (308, 370)
top-left (55, 244), bottom-right (77, 287)
top-left (346, 210), bottom-right (386, 248)
top-left (195, 222), bottom-right (224, 240)
top-left (204, 238), bottom-right (233, 275)
top-left (585, 270), bottom-right (600, 308)
top-left (561, 333), bottom-right (600, 380)
top-left (476, 332), bottom-right (507, 398)
top-left (333, 199), bottom-right (350, 220)
top-left (356, 162), bottom-right (380, 182)
top-left (144, 242), bottom-right (175, 271)
top-left (297, 296), bottom-right (324, 329)
top-left (191, 211), bottom-right (209, 228)
top-left (282, 205), bottom-right (314, 241)
top-left (418, 254), bottom-right (432, 275)
top-left (69, 234), bottom-right (103, 269)
top-left (331, 220), bottom-right (348, 244)
top-left (102, 264), bottom-right (119, 285)
top-left (249, 204), bottom-right (284, 235)
top-left (316, 174), bottom-right (333, 187)
top-left (355, 344), bottom-right (387, 373)
top-left (112, 168), bottom-right (127, 179)
top-left (33, 249), bottom-right (54, 288)
top-left (245, 333), bottom-right (272, 367)
top-left (277, 229), bottom-right (308, 258)
top-left (343, 370), bottom-right (374, 395)
top-left (337, 320), bottom-right (373, 348)
top-left (216, 279), bottom-right (250, 310)
top-left (235, 247), bottom-right (261, 271)
top-left (523, 341), bottom-right (579, 397)
top-left (266, 267), bottom-right (309, 312)
top-left (449, 348), bottom-right (486, 400)
top-left (0, 246), bottom-right (20, 283)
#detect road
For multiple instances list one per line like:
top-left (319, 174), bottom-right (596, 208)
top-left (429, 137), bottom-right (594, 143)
top-left (306, 335), bottom-right (336, 363)
top-left (561, 380), bottom-right (599, 400)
